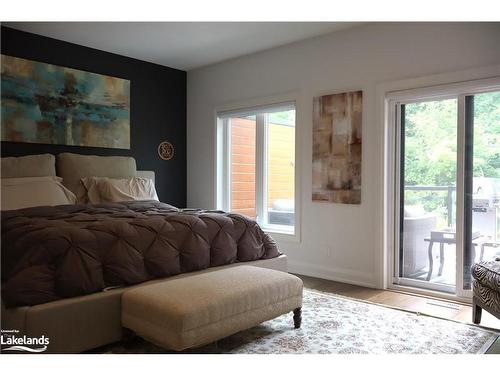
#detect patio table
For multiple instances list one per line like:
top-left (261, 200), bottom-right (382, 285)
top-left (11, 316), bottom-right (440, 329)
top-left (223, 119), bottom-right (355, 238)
top-left (424, 234), bottom-right (489, 281)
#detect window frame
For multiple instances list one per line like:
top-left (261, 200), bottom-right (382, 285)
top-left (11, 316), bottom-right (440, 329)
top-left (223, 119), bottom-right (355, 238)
top-left (214, 94), bottom-right (301, 243)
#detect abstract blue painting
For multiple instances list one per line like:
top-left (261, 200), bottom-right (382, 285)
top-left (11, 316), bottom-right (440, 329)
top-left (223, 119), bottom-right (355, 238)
top-left (1, 54), bottom-right (130, 149)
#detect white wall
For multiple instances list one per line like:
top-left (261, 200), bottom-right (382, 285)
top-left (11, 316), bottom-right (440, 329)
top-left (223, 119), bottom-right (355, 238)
top-left (187, 22), bottom-right (500, 288)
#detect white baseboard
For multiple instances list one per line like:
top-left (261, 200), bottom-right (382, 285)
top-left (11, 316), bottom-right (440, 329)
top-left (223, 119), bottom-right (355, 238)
top-left (288, 260), bottom-right (377, 289)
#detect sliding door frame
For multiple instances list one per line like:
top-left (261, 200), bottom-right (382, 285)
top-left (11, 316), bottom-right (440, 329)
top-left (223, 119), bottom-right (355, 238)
top-left (394, 93), bottom-right (459, 295)
top-left (386, 76), bottom-right (500, 302)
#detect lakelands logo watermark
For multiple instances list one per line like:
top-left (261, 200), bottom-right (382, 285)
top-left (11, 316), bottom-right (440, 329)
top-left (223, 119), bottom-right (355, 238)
top-left (1, 329), bottom-right (49, 353)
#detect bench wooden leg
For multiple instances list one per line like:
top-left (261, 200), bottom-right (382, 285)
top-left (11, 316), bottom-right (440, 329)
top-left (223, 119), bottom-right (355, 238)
top-left (473, 302), bottom-right (482, 324)
top-left (293, 307), bottom-right (302, 329)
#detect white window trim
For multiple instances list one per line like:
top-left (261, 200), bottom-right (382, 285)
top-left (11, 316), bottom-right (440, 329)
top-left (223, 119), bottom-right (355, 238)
top-left (213, 92), bottom-right (302, 243)
top-left (379, 70), bottom-right (500, 302)
top-left (255, 113), bottom-right (267, 226)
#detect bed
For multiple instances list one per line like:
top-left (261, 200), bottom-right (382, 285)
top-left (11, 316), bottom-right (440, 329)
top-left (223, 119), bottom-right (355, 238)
top-left (0, 152), bottom-right (287, 353)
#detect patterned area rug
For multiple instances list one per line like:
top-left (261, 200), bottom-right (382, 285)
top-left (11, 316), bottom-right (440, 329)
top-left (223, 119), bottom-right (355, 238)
top-left (98, 289), bottom-right (498, 354)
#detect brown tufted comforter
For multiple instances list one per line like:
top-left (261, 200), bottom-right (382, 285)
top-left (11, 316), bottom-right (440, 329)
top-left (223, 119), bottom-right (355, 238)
top-left (1, 201), bottom-right (280, 307)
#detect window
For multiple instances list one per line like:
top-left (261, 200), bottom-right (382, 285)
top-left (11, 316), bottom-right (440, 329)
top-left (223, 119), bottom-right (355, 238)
top-left (217, 102), bottom-right (296, 234)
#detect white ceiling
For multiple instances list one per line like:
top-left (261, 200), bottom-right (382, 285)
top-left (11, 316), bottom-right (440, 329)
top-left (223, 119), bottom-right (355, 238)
top-left (4, 22), bottom-right (361, 71)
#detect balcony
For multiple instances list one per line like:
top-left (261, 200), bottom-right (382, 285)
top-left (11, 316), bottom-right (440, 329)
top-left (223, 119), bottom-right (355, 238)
top-left (402, 180), bottom-right (500, 287)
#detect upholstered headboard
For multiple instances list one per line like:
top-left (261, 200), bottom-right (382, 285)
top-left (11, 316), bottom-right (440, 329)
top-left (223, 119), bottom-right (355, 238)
top-left (57, 153), bottom-right (137, 202)
top-left (1, 153), bottom-right (156, 202)
top-left (1, 154), bottom-right (56, 178)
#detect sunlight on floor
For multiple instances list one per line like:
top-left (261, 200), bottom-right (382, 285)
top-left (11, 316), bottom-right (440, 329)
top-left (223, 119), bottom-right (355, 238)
top-left (297, 274), bottom-right (500, 332)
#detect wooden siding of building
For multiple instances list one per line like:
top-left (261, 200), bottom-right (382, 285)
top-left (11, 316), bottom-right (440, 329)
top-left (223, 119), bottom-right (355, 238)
top-left (230, 117), bottom-right (294, 219)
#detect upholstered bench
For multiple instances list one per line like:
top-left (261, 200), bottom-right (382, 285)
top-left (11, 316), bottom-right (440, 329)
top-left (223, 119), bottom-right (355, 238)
top-left (471, 258), bottom-right (500, 324)
top-left (121, 266), bottom-right (303, 351)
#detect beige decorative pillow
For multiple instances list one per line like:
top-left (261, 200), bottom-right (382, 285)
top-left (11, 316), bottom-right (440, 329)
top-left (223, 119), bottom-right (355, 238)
top-left (1, 176), bottom-right (77, 211)
top-left (81, 177), bottom-right (159, 204)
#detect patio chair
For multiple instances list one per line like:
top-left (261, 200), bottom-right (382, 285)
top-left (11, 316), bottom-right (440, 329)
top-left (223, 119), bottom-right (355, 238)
top-left (402, 206), bottom-right (437, 277)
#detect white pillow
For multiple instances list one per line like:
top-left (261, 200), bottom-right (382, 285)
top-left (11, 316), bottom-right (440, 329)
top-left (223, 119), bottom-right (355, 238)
top-left (81, 177), bottom-right (159, 204)
top-left (1, 176), bottom-right (77, 211)
top-left (404, 204), bottom-right (426, 218)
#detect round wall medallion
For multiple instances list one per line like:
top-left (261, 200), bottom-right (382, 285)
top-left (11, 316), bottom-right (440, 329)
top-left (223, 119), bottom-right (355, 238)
top-left (158, 141), bottom-right (174, 160)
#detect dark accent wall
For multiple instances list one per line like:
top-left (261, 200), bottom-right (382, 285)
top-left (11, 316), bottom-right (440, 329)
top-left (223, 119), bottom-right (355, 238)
top-left (1, 26), bottom-right (187, 207)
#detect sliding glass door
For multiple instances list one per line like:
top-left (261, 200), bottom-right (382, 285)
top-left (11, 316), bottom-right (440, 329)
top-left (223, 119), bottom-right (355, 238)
top-left (464, 91), bottom-right (500, 291)
top-left (398, 98), bottom-right (458, 293)
top-left (392, 80), bottom-right (500, 298)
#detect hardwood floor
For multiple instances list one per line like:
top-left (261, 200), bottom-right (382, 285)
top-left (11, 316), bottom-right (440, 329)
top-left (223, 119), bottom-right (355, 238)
top-left (295, 274), bottom-right (500, 331)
